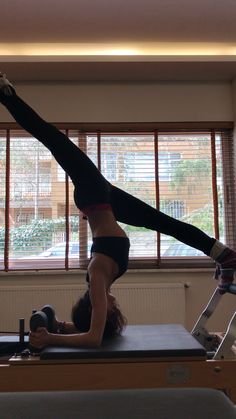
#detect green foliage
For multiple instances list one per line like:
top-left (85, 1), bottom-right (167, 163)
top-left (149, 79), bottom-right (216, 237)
top-left (0, 216), bottom-right (79, 253)
top-left (170, 159), bottom-right (211, 193)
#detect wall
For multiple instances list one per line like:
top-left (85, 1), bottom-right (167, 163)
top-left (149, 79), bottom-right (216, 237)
top-left (0, 81), bottom-right (233, 123)
top-left (0, 269), bottom-right (235, 334)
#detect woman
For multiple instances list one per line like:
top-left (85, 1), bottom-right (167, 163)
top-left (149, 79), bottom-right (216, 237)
top-left (0, 74), bottom-right (130, 349)
top-left (0, 74), bottom-right (235, 349)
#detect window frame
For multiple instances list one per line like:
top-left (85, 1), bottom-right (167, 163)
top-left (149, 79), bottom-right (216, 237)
top-left (0, 122), bottom-right (234, 272)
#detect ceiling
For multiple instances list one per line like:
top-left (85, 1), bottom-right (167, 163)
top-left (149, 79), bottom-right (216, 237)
top-left (1, 0), bottom-right (236, 82)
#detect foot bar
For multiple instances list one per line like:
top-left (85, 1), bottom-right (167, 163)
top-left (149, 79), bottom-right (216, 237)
top-left (192, 288), bottom-right (222, 334)
top-left (191, 288), bottom-right (222, 349)
top-left (214, 311), bottom-right (236, 360)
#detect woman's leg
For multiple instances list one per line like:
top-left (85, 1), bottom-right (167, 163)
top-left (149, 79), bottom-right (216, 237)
top-left (0, 79), bottom-right (110, 208)
top-left (0, 78), bottom-right (224, 254)
top-left (110, 185), bottom-right (236, 291)
top-left (110, 185), bottom-right (215, 255)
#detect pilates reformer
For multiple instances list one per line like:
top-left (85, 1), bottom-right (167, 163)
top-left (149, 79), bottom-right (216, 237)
top-left (0, 283), bottom-right (235, 400)
top-left (192, 283), bottom-right (236, 360)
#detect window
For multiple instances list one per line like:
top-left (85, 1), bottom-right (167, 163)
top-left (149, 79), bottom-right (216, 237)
top-left (124, 152), bottom-right (155, 181)
top-left (101, 152), bottom-right (118, 181)
top-left (161, 200), bottom-right (185, 219)
top-left (0, 128), bottom-right (235, 271)
top-left (159, 152), bottom-right (181, 181)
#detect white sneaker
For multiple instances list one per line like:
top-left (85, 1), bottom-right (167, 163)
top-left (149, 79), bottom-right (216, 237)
top-left (0, 73), bottom-right (14, 96)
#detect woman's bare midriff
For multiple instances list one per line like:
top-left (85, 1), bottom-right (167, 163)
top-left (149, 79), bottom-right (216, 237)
top-left (87, 209), bottom-right (127, 238)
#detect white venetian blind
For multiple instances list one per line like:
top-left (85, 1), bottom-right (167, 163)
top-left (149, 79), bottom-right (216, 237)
top-left (0, 128), bottom-right (235, 271)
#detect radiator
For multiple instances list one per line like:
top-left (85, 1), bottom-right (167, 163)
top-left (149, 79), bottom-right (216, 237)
top-left (0, 283), bottom-right (186, 333)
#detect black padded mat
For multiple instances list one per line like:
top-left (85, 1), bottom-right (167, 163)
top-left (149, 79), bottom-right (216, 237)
top-left (40, 324), bottom-right (206, 360)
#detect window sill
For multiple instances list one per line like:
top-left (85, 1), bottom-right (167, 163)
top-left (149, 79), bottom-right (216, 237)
top-left (0, 266), bottom-right (215, 277)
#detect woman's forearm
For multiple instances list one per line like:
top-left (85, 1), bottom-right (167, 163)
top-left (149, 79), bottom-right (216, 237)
top-left (49, 331), bottom-right (101, 348)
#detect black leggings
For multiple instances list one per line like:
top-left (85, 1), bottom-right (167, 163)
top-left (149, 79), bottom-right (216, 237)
top-left (1, 93), bottom-right (216, 255)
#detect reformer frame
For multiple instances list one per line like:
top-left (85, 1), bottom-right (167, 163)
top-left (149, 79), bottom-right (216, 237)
top-left (0, 284), bottom-right (235, 401)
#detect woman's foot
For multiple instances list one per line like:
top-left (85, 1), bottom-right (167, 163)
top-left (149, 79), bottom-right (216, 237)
top-left (0, 73), bottom-right (15, 96)
top-left (215, 248), bottom-right (236, 293)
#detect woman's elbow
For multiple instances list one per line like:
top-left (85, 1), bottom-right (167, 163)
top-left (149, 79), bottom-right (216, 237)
top-left (91, 336), bottom-right (102, 348)
top-left (86, 331), bottom-right (102, 348)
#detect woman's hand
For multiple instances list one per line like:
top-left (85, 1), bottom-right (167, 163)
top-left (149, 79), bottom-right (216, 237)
top-left (29, 327), bottom-right (51, 349)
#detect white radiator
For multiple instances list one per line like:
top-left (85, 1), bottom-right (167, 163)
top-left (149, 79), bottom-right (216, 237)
top-left (0, 283), bottom-right (186, 333)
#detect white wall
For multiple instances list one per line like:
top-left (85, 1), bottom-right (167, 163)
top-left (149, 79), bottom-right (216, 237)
top-left (0, 81), bottom-right (233, 122)
top-left (232, 78), bottom-right (236, 121)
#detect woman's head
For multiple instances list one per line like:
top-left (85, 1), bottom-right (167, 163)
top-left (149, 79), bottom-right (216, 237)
top-left (71, 289), bottom-right (127, 339)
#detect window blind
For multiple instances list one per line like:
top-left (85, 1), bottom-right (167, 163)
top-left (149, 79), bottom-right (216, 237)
top-left (0, 128), bottom-right (234, 271)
